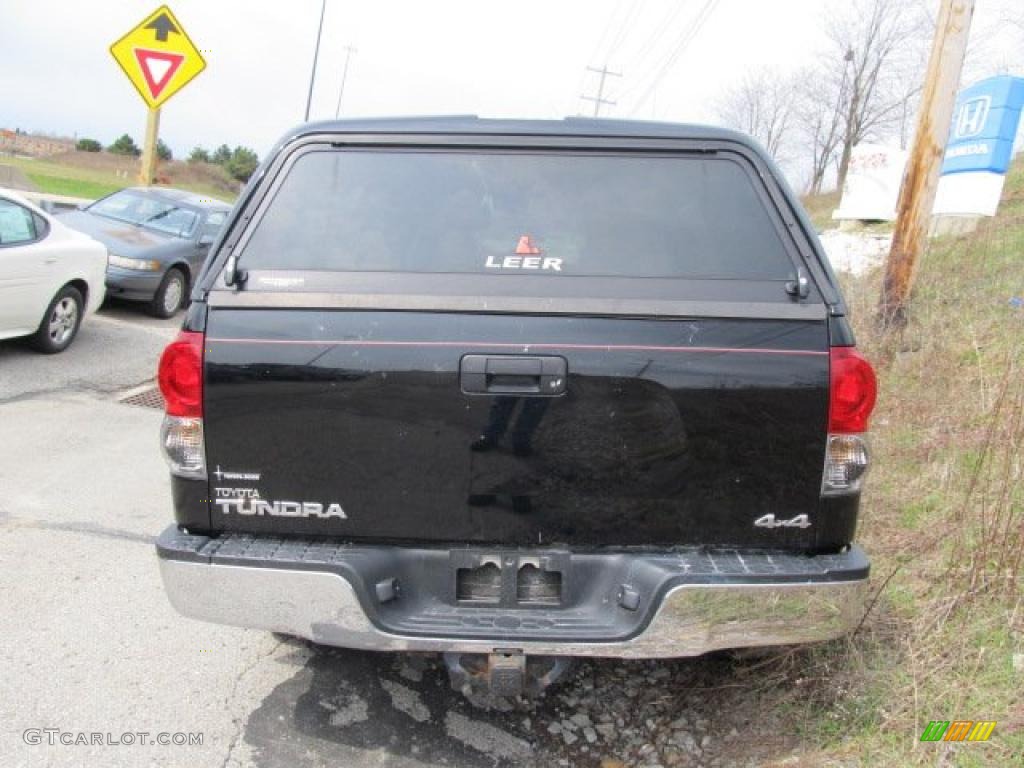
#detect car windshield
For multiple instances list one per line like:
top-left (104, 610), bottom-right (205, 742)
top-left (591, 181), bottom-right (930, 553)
top-left (88, 191), bottom-right (199, 238)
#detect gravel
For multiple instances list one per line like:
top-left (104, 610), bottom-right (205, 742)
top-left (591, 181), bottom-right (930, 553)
top-left (819, 228), bottom-right (892, 276)
top-left (570, 712), bottom-right (592, 728)
top-left (452, 653), bottom-right (803, 768)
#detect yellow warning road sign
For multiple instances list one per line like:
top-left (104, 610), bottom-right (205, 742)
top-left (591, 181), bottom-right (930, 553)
top-left (110, 5), bottom-right (206, 109)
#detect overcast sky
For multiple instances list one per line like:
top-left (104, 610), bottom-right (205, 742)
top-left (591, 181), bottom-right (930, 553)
top-left (1, 0), bottom-right (1021, 171)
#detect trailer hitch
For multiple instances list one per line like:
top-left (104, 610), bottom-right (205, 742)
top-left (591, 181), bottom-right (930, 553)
top-left (443, 651), bottom-right (573, 697)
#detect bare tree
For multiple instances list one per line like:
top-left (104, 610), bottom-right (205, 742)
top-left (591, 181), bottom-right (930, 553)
top-left (1006, 2), bottom-right (1024, 33)
top-left (828, 0), bottom-right (929, 191)
top-left (793, 66), bottom-right (847, 194)
top-left (716, 69), bottom-right (796, 160)
top-left (962, 2), bottom-right (1024, 82)
top-left (896, 80), bottom-right (922, 149)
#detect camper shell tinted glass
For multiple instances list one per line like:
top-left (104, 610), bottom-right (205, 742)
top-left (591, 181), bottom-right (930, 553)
top-left (237, 149), bottom-right (796, 280)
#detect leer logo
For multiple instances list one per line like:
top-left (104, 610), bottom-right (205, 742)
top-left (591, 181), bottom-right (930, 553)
top-left (920, 720), bottom-right (996, 742)
top-left (484, 234), bottom-right (563, 271)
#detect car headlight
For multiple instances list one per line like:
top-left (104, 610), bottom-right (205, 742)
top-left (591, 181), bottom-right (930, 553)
top-left (108, 254), bottom-right (162, 271)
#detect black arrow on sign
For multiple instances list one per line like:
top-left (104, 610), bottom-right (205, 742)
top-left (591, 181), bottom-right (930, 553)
top-left (145, 12), bottom-right (180, 42)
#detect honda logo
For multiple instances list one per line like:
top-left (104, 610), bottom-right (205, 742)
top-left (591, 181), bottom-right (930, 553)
top-left (954, 96), bottom-right (990, 139)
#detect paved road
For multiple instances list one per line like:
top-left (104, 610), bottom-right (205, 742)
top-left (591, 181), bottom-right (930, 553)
top-left (0, 303), bottom-right (770, 768)
top-left (0, 300), bottom-right (178, 403)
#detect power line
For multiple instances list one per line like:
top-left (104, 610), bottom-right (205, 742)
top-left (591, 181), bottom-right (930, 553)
top-left (614, 0), bottom-right (695, 103)
top-left (602, 0), bottom-right (645, 66)
top-left (334, 45), bottom-right (358, 118)
top-left (581, 65), bottom-right (624, 116)
top-left (575, 0), bottom-right (642, 115)
top-left (627, 0), bottom-right (719, 115)
top-left (626, 0), bottom-right (721, 116)
top-left (623, 0), bottom-right (693, 81)
top-left (587, 0), bottom-right (629, 68)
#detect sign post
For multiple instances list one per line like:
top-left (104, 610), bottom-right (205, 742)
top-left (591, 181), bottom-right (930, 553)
top-left (109, 5), bottom-right (206, 185)
top-left (138, 108), bottom-right (161, 185)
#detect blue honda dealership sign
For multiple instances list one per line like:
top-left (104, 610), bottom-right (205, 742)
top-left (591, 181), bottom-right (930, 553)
top-left (942, 76), bottom-right (1024, 175)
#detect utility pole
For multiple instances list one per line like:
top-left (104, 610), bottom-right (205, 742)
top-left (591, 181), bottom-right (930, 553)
top-left (878, 0), bottom-right (975, 330)
top-left (580, 65), bottom-right (622, 117)
top-left (334, 45), bottom-right (358, 118)
top-left (304, 0), bottom-right (327, 122)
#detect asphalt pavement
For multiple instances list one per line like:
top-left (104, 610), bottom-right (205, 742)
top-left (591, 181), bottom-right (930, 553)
top-left (0, 300), bottom-right (178, 403)
top-left (1, 300), bottom-right (761, 768)
top-left (0, 301), bottom-right (562, 768)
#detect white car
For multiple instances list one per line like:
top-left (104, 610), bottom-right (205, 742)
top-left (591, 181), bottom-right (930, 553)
top-left (0, 191), bottom-right (107, 353)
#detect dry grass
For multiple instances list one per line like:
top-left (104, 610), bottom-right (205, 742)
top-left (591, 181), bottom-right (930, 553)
top-left (787, 160), bottom-right (1024, 765)
top-left (162, 160), bottom-right (239, 200)
top-left (0, 150), bottom-right (238, 201)
top-left (801, 190), bottom-right (841, 231)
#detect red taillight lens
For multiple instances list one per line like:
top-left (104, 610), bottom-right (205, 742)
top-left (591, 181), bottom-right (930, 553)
top-left (829, 347), bottom-right (877, 433)
top-left (158, 331), bottom-right (204, 417)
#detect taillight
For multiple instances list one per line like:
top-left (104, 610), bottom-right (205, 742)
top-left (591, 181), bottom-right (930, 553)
top-left (829, 347), bottom-right (877, 433)
top-left (158, 331), bottom-right (204, 417)
top-left (823, 347), bottom-right (877, 496)
top-left (158, 331), bottom-right (206, 479)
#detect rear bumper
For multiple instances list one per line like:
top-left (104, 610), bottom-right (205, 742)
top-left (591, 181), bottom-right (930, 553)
top-left (156, 526), bottom-right (869, 659)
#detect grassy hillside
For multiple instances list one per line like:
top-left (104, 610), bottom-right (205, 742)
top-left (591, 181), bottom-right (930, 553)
top-left (784, 162), bottom-right (1024, 764)
top-left (0, 150), bottom-right (238, 202)
top-left (802, 190), bottom-right (842, 231)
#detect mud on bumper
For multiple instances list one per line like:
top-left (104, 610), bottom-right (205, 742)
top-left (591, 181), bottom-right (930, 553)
top-left (156, 526), bottom-right (869, 658)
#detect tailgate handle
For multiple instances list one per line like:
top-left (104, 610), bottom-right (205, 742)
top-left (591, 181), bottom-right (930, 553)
top-left (460, 355), bottom-right (567, 396)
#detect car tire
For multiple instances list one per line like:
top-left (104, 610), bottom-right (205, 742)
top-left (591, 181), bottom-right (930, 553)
top-left (150, 267), bottom-right (187, 318)
top-left (30, 285), bottom-right (84, 354)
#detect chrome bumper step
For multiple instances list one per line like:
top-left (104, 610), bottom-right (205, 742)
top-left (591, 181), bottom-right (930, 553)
top-left (156, 527), bottom-right (869, 658)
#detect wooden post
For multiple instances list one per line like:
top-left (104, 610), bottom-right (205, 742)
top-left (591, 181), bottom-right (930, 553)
top-left (877, 0), bottom-right (975, 330)
top-left (138, 107), bottom-right (161, 186)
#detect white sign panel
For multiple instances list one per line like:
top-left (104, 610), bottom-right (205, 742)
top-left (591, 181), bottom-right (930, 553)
top-left (832, 143), bottom-right (908, 222)
top-left (932, 171), bottom-right (1006, 217)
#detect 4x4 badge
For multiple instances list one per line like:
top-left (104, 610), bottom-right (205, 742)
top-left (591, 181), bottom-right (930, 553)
top-left (754, 513), bottom-right (811, 529)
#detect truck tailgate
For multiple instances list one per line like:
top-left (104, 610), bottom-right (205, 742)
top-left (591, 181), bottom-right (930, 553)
top-left (203, 308), bottom-right (830, 549)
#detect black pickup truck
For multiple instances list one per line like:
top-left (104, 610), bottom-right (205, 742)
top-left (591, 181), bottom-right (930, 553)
top-left (155, 117), bottom-right (877, 696)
